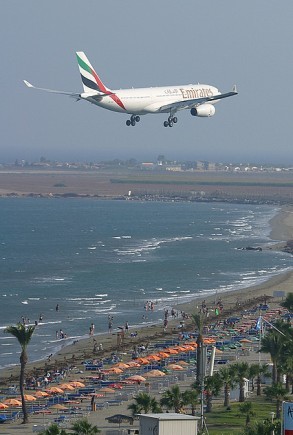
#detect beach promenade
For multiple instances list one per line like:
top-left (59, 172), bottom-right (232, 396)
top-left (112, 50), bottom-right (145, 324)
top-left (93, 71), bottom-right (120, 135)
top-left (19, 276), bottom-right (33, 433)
top-left (0, 206), bottom-right (292, 434)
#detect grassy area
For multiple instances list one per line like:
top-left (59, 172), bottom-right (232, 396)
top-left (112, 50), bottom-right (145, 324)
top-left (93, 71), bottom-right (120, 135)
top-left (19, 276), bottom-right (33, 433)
top-left (202, 398), bottom-right (277, 434)
top-left (111, 177), bottom-right (293, 188)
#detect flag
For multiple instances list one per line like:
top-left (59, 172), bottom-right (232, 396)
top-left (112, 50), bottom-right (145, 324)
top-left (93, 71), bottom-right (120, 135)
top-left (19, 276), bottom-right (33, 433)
top-left (256, 316), bottom-right (262, 330)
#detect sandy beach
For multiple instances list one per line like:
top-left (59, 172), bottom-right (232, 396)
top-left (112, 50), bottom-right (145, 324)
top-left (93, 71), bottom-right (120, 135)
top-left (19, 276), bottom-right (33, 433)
top-left (1, 205), bottom-right (292, 433)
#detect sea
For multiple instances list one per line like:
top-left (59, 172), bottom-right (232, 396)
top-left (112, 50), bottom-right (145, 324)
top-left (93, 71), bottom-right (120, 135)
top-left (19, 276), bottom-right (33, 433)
top-left (0, 198), bottom-right (292, 370)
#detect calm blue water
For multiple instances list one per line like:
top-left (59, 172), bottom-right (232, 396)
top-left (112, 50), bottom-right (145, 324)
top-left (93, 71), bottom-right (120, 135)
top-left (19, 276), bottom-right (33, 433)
top-left (0, 198), bottom-right (292, 369)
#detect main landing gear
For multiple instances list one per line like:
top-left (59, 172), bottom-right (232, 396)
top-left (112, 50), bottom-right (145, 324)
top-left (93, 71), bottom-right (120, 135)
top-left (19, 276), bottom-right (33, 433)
top-left (163, 115), bottom-right (178, 127)
top-left (126, 115), bottom-right (140, 126)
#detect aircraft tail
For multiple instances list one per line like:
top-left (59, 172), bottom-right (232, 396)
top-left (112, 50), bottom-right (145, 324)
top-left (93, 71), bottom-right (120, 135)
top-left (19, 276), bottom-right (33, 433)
top-left (76, 51), bottom-right (109, 94)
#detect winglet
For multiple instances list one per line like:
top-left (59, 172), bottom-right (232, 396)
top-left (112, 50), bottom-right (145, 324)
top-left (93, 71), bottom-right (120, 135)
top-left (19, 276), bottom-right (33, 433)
top-left (23, 80), bottom-right (34, 88)
top-left (232, 84), bottom-right (237, 94)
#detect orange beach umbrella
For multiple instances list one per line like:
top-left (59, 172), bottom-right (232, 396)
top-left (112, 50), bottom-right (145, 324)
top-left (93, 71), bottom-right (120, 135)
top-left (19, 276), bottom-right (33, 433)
top-left (144, 370), bottom-right (166, 378)
top-left (127, 375), bottom-right (146, 382)
top-left (3, 398), bottom-right (22, 406)
top-left (70, 381), bottom-right (85, 388)
top-left (166, 364), bottom-right (184, 371)
top-left (58, 383), bottom-right (75, 391)
top-left (34, 391), bottom-right (49, 398)
top-left (46, 386), bottom-right (64, 394)
top-left (0, 403), bottom-right (8, 409)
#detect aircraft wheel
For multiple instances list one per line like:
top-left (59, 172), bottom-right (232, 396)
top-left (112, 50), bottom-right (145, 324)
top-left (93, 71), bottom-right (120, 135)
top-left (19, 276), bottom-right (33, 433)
top-left (173, 117), bottom-right (178, 123)
top-left (164, 121), bottom-right (169, 127)
top-left (126, 120), bottom-right (131, 126)
top-left (135, 116), bottom-right (140, 122)
top-left (131, 119), bottom-right (136, 126)
top-left (168, 121), bottom-right (173, 127)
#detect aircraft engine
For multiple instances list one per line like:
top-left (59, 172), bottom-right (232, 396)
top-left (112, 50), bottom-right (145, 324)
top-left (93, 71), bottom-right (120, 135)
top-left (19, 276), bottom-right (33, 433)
top-left (190, 104), bottom-right (215, 117)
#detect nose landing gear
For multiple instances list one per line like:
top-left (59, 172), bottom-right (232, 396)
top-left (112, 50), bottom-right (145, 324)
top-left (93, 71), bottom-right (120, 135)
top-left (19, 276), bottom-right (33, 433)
top-left (164, 115), bottom-right (178, 127)
top-left (126, 115), bottom-right (140, 126)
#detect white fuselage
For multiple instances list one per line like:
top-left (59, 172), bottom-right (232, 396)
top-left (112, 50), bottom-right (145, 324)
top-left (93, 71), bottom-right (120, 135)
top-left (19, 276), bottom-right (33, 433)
top-left (84, 84), bottom-right (220, 115)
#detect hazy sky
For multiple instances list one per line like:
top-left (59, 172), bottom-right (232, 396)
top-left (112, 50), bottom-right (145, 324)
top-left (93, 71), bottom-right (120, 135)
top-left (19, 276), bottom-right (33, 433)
top-left (1, 1), bottom-right (292, 164)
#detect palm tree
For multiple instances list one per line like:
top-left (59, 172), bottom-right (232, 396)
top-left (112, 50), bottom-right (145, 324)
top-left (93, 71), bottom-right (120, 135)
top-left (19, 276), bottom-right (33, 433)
top-left (203, 373), bottom-right (223, 413)
top-left (248, 363), bottom-right (260, 392)
top-left (192, 312), bottom-right (205, 385)
top-left (259, 321), bottom-right (291, 383)
top-left (264, 383), bottom-right (288, 419)
top-left (70, 418), bottom-right (100, 434)
top-left (230, 361), bottom-right (249, 402)
top-left (128, 392), bottom-right (161, 415)
top-left (4, 323), bottom-right (35, 424)
top-left (39, 423), bottom-right (67, 435)
top-left (239, 401), bottom-right (255, 427)
top-left (160, 385), bottom-right (183, 413)
top-left (182, 389), bottom-right (199, 416)
top-left (218, 365), bottom-right (237, 407)
top-left (255, 363), bottom-right (271, 396)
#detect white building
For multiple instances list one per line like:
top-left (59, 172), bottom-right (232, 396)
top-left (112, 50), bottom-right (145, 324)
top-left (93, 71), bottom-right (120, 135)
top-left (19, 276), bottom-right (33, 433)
top-left (138, 413), bottom-right (199, 435)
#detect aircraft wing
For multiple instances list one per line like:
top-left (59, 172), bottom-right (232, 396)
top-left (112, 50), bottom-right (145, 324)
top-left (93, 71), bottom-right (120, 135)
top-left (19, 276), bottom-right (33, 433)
top-left (159, 85), bottom-right (238, 113)
top-left (23, 80), bottom-right (81, 99)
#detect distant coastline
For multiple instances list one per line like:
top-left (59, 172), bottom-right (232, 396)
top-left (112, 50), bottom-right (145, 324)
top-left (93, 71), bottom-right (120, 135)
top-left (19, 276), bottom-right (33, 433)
top-left (0, 167), bottom-right (293, 204)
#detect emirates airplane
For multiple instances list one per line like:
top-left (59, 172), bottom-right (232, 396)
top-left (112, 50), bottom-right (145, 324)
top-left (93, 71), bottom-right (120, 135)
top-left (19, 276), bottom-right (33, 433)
top-left (24, 51), bottom-right (238, 127)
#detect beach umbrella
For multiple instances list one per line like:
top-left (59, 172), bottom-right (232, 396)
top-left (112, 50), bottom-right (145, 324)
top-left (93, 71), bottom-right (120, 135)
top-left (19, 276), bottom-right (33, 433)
top-left (0, 403), bottom-right (8, 409)
top-left (113, 362), bottom-right (130, 369)
top-left (147, 354), bottom-right (161, 361)
top-left (144, 370), bottom-right (166, 378)
top-left (166, 364), bottom-right (184, 371)
top-left (240, 338), bottom-right (252, 343)
top-left (70, 381), bottom-right (85, 387)
top-left (173, 346), bottom-right (188, 352)
top-left (46, 386), bottom-right (64, 394)
top-left (177, 360), bottom-right (189, 366)
top-left (127, 375), bottom-right (146, 382)
top-left (105, 414), bottom-right (134, 427)
top-left (100, 387), bottom-right (116, 394)
top-left (157, 351), bottom-right (170, 359)
top-left (34, 391), bottom-right (49, 398)
top-left (20, 394), bottom-right (37, 401)
top-left (164, 348), bottom-right (178, 354)
top-left (126, 361), bottom-right (141, 368)
top-left (136, 357), bottom-right (150, 365)
top-left (3, 398), bottom-right (22, 406)
top-left (58, 383), bottom-right (75, 391)
top-left (106, 367), bottom-right (123, 374)
top-left (50, 404), bottom-right (68, 413)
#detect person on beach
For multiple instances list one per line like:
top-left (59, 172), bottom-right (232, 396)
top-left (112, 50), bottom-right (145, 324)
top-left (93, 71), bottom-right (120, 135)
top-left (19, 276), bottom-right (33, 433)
top-left (125, 321), bottom-right (129, 333)
top-left (108, 320), bottom-right (113, 333)
top-left (56, 304), bottom-right (59, 312)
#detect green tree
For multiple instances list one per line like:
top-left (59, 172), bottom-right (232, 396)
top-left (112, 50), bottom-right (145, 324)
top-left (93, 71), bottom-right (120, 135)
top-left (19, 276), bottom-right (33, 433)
top-left (203, 373), bottom-right (223, 413)
top-left (70, 418), bottom-right (100, 434)
top-left (264, 383), bottom-right (288, 419)
top-left (255, 363), bottom-right (271, 396)
top-left (160, 385), bottom-right (183, 413)
top-left (260, 320), bottom-right (291, 383)
top-left (182, 389), bottom-right (199, 416)
top-left (128, 392), bottom-right (161, 415)
top-left (230, 361), bottom-right (249, 402)
top-left (4, 323), bottom-right (35, 424)
top-left (239, 401), bottom-right (255, 427)
top-left (39, 423), bottom-right (67, 435)
top-left (218, 365), bottom-right (237, 407)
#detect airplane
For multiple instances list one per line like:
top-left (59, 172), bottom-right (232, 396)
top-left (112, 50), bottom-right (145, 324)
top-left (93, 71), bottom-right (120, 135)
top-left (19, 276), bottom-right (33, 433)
top-left (24, 51), bottom-right (238, 127)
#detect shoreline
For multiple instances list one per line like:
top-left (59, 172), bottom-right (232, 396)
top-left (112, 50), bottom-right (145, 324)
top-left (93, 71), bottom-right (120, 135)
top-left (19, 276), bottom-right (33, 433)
top-left (0, 204), bottom-right (292, 386)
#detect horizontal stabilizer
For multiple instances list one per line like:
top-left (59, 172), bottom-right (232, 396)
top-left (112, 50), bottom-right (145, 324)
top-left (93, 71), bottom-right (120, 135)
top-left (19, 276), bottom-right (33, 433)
top-left (23, 80), bottom-right (80, 98)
